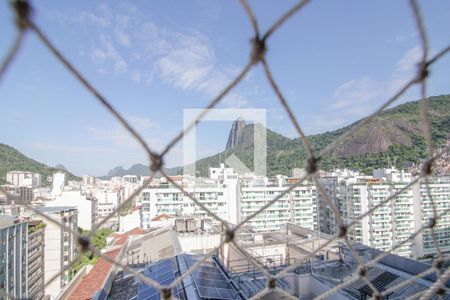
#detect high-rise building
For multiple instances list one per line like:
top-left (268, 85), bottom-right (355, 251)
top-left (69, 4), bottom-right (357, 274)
top-left (123, 175), bottom-right (138, 184)
top-left (27, 220), bottom-right (45, 300)
top-left (240, 176), bottom-right (317, 232)
top-left (6, 171), bottom-right (41, 188)
top-left (49, 190), bottom-right (97, 230)
top-left (323, 168), bottom-right (450, 259)
top-left (140, 174), bottom-right (240, 230)
top-left (95, 190), bottom-right (119, 220)
top-left (35, 207), bottom-right (77, 299)
top-left (0, 185), bottom-right (33, 204)
top-left (340, 179), bottom-right (416, 256)
top-left (0, 215), bottom-right (28, 298)
top-left (413, 178), bottom-right (450, 258)
top-left (140, 165), bottom-right (318, 232)
top-left (51, 172), bottom-right (67, 197)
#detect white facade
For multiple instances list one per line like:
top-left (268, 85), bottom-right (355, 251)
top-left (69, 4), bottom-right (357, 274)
top-left (0, 216), bottom-right (28, 298)
top-left (95, 190), bottom-right (119, 219)
top-left (240, 179), bottom-right (317, 232)
top-left (140, 164), bottom-right (450, 259)
top-left (34, 207), bottom-right (77, 299)
top-left (413, 178), bottom-right (450, 258)
top-left (48, 190), bottom-right (96, 230)
top-left (140, 165), bottom-right (317, 232)
top-left (140, 175), bottom-right (239, 230)
top-left (119, 209), bottom-right (141, 233)
top-left (373, 167), bottom-right (413, 183)
top-left (340, 180), bottom-right (416, 256)
top-left (140, 166), bottom-right (240, 229)
top-left (329, 168), bottom-right (450, 259)
top-left (123, 175), bottom-right (138, 184)
top-left (82, 175), bottom-right (97, 186)
top-left (6, 171), bottom-right (41, 188)
top-left (51, 172), bottom-right (67, 197)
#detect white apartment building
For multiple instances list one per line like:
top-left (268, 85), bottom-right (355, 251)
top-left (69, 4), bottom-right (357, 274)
top-left (413, 177), bottom-right (450, 258)
top-left (140, 172), bottom-right (239, 230)
top-left (140, 165), bottom-right (318, 232)
top-left (122, 175), bottom-right (140, 207)
top-left (82, 175), bottom-right (97, 186)
top-left (123, 175), bottom-right (138, 184)
top-left (35, 207), bottom-right (77, 299)
top-left (51, 172), bottom-right (67, 197)
top-left (48, 190), bottom-right (97, 230)
top-left (341, 179), bottom-right (416, 257)
top-left (240, 176), bottom-right (317, 232)
top-left (332, 168), bottom-right (450, 259)
top-left (6, 171), bottom-right (41, 188)
top-left (139, 164), bottom-right (450, 258)
top-left (0, 215), bottom-right (28, 298)
top-left (95, 190), bottom-right (119, 219)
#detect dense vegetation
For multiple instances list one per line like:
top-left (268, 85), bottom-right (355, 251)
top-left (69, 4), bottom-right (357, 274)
top-left (69, 228), bottom-right (113, 279)
top-left (28, 222), bottom-right (46, 234)
top-left (0, 143), bottom-right (80, 185)
top-left (191, 95), bottom-right (450, 176)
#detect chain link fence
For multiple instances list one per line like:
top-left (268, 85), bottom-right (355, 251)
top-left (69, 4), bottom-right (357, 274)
top-left (1, 0), bottom-right (450, 299)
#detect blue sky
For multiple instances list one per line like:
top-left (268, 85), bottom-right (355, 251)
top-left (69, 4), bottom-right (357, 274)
top-left (1, 0), bottom-right (449, 176)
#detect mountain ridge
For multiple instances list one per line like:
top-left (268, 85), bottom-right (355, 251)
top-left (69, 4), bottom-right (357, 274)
top-left (5, 95), bottom-right (443, 180)
top-left (0, 144), bottom-right (80, 185)
top-left (100, 163), bottom-right (181, 179)
top-left (192, 94), bottom-right (450, 176)
top-left (103, 94), bottom-right (449, 177)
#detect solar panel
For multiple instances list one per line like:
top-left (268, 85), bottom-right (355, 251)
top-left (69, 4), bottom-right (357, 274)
top-left (197, 286), bottom-right (239, 300)
top-left (179, 254), bottom-right (241, 300)
top-left (194, 270), bottom-right (228, 281)
top-left (137, 258), bottom-right (180, 300)
top-left (193, 277), bottom-right (231, 289)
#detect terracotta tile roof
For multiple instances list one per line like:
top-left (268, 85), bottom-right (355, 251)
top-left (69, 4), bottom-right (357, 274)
top-left (151, 214), bottom-right (174, 221)
top-left (67, 228), bottom-right (146, 299)
top-left (67, 248), bottom-right (120, 300)
top-left (125, 227), bottom-right (146, 236)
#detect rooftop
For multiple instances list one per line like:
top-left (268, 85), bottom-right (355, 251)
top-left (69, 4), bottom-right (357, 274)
top-left (107, 254), bottom-right (246, 300)
top-left (38, 206), bottom-right (77, 213)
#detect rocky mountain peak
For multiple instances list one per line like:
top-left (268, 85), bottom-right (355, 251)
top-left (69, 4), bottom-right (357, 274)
top-left (226, 118), bottom-right (246, 149)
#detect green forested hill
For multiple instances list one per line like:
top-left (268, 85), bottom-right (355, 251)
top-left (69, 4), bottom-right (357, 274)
top-left (190, 94), bottom-right (450, 176)
top-left (0, 144), bottom-right (80, 185)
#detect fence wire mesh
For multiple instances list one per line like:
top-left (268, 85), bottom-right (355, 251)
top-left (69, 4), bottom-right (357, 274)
top-left (1, 0), bottom-right (450, 299)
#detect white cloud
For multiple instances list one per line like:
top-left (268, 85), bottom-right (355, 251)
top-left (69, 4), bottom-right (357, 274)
top-left (90, 35), bottom-right (127, 73)
top-left (86, 116), bottom-right (159, 149)
top-left (114, 15), bottom-right (131, 47)
top-left (131, 69), bottom-right (141, 83)
top-left (79, 4), bottom-right (112, 28)
top-left (76, 3), bottom-right (249, 106)
top-left (306, 46), bottom-right (422, 133)
top-left (388, 46), bottom-right (422, 93)
top-left (331, 76), bottom-right (380, 111)
top-left (155, 38), bottom-right (215, 91)
top-left (85, 123), bottom-right (185, 167)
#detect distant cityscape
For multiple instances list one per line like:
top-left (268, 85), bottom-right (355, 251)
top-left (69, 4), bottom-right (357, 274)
top-left (0, 160), bottom-right (449, 299)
